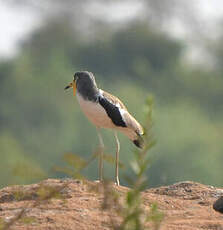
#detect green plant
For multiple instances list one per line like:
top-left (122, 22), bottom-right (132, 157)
top-left (0, 218), bottom-right (6, 230)
top-left (100, 96), bottom-right (163, 230)
top-left (121, 96), bottom-right (158, 229)
top-left (19, 216), bottom-right (37, 225)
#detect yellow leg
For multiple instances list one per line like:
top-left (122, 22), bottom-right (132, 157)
top-left (114, 131), bottom-right (120, 186)
top-left (97, 129), bottom-right (104, 182)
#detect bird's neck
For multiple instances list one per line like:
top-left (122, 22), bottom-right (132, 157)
top-left (77, 83), bottom-right (99, 102)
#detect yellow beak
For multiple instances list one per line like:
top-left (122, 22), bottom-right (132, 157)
top-left (64, 80), bottom-right (76, 96)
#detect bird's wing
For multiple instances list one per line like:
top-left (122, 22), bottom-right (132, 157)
top-left (100, 90), bottom-right (127, 110)
top-left (122, 112), bottom-right (144, 136)
top-left (98, 90), bottom-right (127, 127)
top-left (99, 90), bottom-right (144, 135)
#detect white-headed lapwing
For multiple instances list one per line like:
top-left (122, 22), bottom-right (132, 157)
top-left (65, 71), bottom-right (143, 185)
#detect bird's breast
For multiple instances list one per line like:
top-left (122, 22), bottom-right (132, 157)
top-left (76, 93), bottom-right (116, 129)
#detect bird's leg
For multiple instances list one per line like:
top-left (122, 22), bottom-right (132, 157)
top-left (114, 131), bottom-right (120, 186)
top-left (97, 128), bottom-right (104, 182)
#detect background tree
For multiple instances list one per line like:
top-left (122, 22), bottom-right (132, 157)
top-left (0, 0), bottom-right (223, 188)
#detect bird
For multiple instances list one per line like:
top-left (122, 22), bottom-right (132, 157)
top-left (65, 71), bottom-right (144, 185)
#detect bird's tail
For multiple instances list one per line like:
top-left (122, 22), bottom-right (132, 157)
top-left (133, 134), bottom-right (144, 149)
top-left (118, 128), bottom-right (144, 149)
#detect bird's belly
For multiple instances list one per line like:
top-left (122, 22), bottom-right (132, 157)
top-left (77, 94), bottom-right (115, 128)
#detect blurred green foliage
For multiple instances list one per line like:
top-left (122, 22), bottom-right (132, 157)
top-left (0, 7), bottom-right (223, 188)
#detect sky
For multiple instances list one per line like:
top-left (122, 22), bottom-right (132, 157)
top-left (0, 0), bottom-right (223, 59)
top-left (0, 2), bottom-right (40, 58)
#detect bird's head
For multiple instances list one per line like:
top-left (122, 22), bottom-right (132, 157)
top-left (64, 71), bottom-right (97, 96)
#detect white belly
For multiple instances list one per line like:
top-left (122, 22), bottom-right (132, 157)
top-left (76, 93), bottom-right (116, 129)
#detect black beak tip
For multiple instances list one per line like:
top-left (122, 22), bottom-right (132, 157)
top-left (64, 86), bottom-right (70, 90)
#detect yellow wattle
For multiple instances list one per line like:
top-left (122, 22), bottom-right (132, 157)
top-left (73, 81), bottom-right (76, 96)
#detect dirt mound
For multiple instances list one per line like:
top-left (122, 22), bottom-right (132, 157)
top-left (0, 179), bottom-right (222, 230)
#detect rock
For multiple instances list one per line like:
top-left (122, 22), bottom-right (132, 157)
top-left (213, 196), bottom-right (223, 213)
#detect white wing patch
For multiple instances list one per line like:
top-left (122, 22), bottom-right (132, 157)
top-left (119, 108), bottom-right (127, 123)
top-left (98, 89), bottom-right (104, 97)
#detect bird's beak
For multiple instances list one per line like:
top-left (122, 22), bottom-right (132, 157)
top-left (64, 80), bottom-right (76, 96)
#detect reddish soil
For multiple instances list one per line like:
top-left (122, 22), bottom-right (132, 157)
top-left (0, 179), bottom-right (222, 230)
